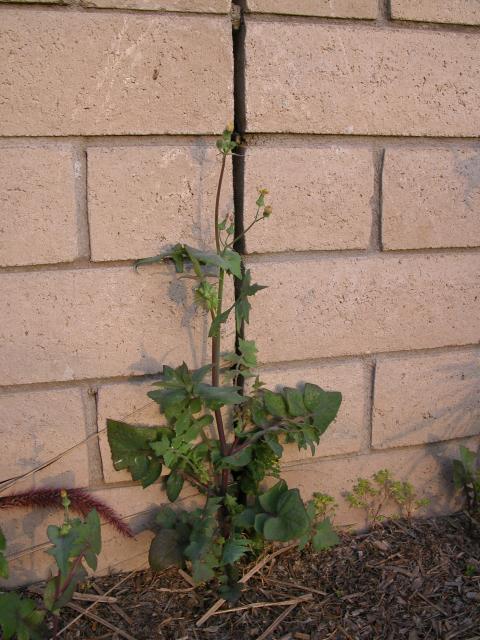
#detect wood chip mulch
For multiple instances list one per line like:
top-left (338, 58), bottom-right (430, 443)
top-left (45, 513), bottom-right (480, 640)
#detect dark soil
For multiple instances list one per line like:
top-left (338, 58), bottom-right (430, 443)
top-left (41, 513), bottom-right (480, 640)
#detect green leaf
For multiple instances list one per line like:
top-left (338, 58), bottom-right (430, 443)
top-left (460, 445), bottom-right (477, 476)
top-left (0, 526), bottom-right (8, 579)
top-left (46, 524), bottom-right (77, 578)
top-left (197, 384), bottom-right (244, 407)
top-left (265, 433), bottom-right (283, 457)
top-left (222, 538), bottom-right (250, 565)
top-left (233, 507), bottom-right (256, 529)
top-left (208, 307), bottom-right (233, 338)
top-left (238, 338), bottom-right (258, 368)
top-left (305, 386), bottom-right (342, 432)
top-left (311, 518), bottom-right (340, 551)
top-left (0, 593), bottom-right (46, 640)
top-left (155, 506), bottom-right (178, 529)
top-left (222, 447), bottom-right (252, 468)
top-left (107, 419), bottom-right (162, 488)
top-left (222, 249), bottom-right (242, 278)
top-left (0, 527), bottom-right (6, 551)
top-left (284, 388), bottom-right (307, 417)
top-left (263, 390), bottom-right (287, 417)
top-left (262, 489), bottom-right (310, 542)
top-left (254, 513), bottom-right (269, 535)
top-left (0, 554), bottom-right (8, 579)
top-left (191, 365), bottom-right (213, 383)
top-left (149, 529), bottom-right (185, 571)
top-left (166, 470), bottom-right (184, 502)
top-left (258, 480), bottom-right (287, 513)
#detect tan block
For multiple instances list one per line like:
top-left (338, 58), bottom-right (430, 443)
top-left (281, 437), bottom-right (479, 528)
top-left (391, 0), bottom-right (480, 25)
top-left (0, 388), bottom-right (90, 490)
top-left (245, 22), bottom-right (480, 136)
top-left (247, 253), bottom-right (480, 363)
top-left (383, 148), bottom-right (480, 250)
top-left (0, 266), bottom-right (235, 385)
top-left (253, 360), bottom-right (369, 462)
top-left (0, 11), bottom-right (232, 136)
top-left (247, 0), bottom-right (377, 18)
top-left (245, 145), bottom-right (373, 253)
top-left (0, 147), bottom-right (79, 267)
top-left (88, 144), bottom-right (233, 261)
top-left (373, 349), bottom-right (480, 450)
top-left (82, 0), bottom-right (230, 10)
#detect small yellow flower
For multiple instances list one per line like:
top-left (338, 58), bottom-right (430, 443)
top-left (258, 188), bottom-right (269, 195)
top-left (226, 121), bottom-right (234, 133)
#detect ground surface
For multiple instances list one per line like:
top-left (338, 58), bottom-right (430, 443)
top-left (45, 513), bottom-right (480, 640)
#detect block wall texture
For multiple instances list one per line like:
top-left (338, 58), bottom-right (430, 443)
top-left (0, 0), bottom-right (479, 585)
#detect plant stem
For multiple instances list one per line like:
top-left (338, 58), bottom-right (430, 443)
top-left (212, 153), bottom-right (229, 496)
top-left (214, 155), bottom-right (226, 254)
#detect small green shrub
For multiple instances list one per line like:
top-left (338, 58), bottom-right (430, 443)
top-left (345, 469), bottom-right (429, 525)
top-left (107, 126), bottom-right (343, 599)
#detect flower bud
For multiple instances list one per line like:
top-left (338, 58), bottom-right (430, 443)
top-left (263, 205), bottom-right (272, 217)
top-left (226, 121), bottom-right (234, 133)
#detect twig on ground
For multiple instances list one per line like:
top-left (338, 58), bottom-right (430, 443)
top-left (211, 594), bottom-right (312, 616)
top-left (65, 601), bottom-right (137, 640)
top-left (255, 602), bottom-right (298, 640)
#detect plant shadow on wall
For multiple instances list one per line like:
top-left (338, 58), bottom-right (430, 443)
top-left (106, 126), bottom-right (343, 600)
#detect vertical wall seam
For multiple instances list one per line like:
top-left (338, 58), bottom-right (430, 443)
top-left (371, 147), bottom-right (385, 252)
top-left (232, 2), bottom-right (248, 367)
top-left (366, 357), bottom-right (377, 452)
top-left (72, 140), bottom-right (91, 260)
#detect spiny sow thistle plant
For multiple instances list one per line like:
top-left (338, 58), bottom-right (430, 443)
top-left (106, 126), bottom-right (342, 599)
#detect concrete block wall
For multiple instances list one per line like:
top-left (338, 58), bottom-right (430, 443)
top-left (0, 0), bottom-right (479, 585)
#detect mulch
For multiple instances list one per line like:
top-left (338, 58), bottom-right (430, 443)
top-left (38, 512), bottom-right (480, 640)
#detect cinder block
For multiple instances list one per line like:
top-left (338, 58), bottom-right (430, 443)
top-left (0, 147), bottom-right (79, 267)
top-left (247, 0), bottom-right (377, 18)
top-left (0, 388), bottom-right (90, 490)
top-left (82, 0), bottom-right (230, 10)
top-left (88, 144), bottom-right (233, 261)
top-left (245, 22), bottom-right (480, 136)
top-left (372, 349), bottom-right (480, 449)
top-left (246, 253), bottom-right (480, 363)
top-left (0, 11), bottom-right (232, 135)
top-left (244, 145), bottom-right (374, 253)
top-left (0, 266), bottom-right (235, 385)
top-left (391, 0), bottom-right (480, 25)
top-left (252, 360), bottom-right (369, 462)
top-left (383, 148), bottom-right (480, 250)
